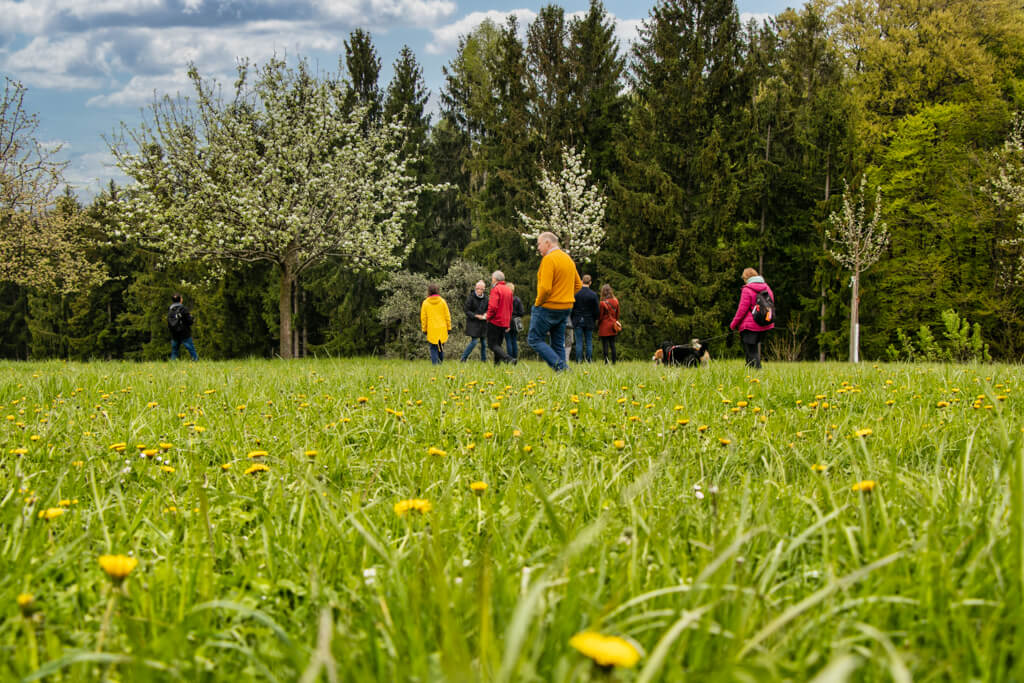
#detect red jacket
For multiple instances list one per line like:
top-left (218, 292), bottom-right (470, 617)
top-left (730, 281), bottom-right (775, 332)
top-left (486, 281), bottom-right (513, 328)
top-left (597, 297), bottom-right (620, 337)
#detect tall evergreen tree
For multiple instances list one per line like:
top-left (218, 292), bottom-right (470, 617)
top-left (566, 0), bottom-right (627, 184)
top-left (343, 28), bottom-right (383, 119)
top-left (526, 6), bottom-right (572, 160)
top-left (607, 0), bottom-right (748, 345)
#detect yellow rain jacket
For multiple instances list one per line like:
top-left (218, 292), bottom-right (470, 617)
top-left (420, 295), bottom-right (452, 344)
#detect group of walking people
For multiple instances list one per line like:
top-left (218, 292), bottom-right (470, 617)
top-left (418, 232), bottom-right (623, 368)
top-left (417, 233), bottom-right (776, 370)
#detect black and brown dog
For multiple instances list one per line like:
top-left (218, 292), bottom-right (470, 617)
top-left (652, 339), bottom-right (710, 367)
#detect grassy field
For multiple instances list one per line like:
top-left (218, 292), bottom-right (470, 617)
top-left (2, 358), bottom-right (1023, 681)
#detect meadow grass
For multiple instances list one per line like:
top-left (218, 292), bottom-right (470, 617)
top-left (1, 358), bottom-right (1023, 681)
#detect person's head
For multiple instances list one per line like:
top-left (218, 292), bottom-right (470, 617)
top-left (474, 280), bottom-right (486, 296)
top-left (491, 270), bottom-right (505, 286)
top-left (601, 284), bottom-right (613, 300)
top-left (582, 274), bottom-right (592, 286)
top-left (742, 267), bottom-right (759, 282)
top-left (507, 283), bottom-right (515, 294)
top-left (427, 283), bottom-right (439, 296)
top-left (537, 231), bottom-right (559, 256)
top-left (171, 293), bottom-right (182, 304)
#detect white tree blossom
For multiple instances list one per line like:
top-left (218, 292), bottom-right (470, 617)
top-left (827, 176), bottom-right (889, 362)
top-left (990, 112), bottom-right (1024, 282)
top-left (520, 145), bottom-right (607, 264)
top-left (109, 57), bottom-right (428, 358)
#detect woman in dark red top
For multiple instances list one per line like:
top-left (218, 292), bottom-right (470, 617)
top-left (597, 284), bottom-right (621, 364)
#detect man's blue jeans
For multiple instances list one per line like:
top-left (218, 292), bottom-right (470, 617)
top-left (171, 337), bottom-right (198, 361)
top-left (527, 307), bottom-right (570, 370)
top-left (460, 336), bottom-right (486, 362)
top-left (575, 325), bottom-right (594, 362)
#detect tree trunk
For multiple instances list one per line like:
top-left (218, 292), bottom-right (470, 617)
top-left (759, 123), bottom-right (770, 275)
top-left (819, 145), bottom-right (831, 362)
top-left (279, 253), bottom-right (296, 359)
top-left (849, 271), bottom-right (860, 362)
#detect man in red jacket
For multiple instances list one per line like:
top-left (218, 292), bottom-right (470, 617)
top-left (729, 267), bottom-right (775, 368)
top-left (485, 270), bottom-right (516, 365)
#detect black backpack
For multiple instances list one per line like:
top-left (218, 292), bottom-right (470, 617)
top-left (751, 289), bottom-right (775, 326)
top-left (168, 304), bottom-right (188, 335)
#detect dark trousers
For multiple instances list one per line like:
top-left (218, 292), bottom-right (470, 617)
top-left (600, 335), bottom-right (617, 364)
top-left (428, 342), bottom-right (444, 364)
top-left (487, 323), bottom-right (513, 364)
top-left (171, 337), bottom-right (198, 361)
top-left (740, 330), bottom-right (766, 368)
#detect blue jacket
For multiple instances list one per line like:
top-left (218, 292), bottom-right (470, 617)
top-left (571, 286), bottom-right (600, 329)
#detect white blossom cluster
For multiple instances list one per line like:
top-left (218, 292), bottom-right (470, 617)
top-left (827, 176), bottom-right (888, 273)
top-left (108, 59), bottom-right (425, 278)
top-left (990, 113), bottom-right (1024, 282)
top-left (520, 145), bottom-right (607, 264)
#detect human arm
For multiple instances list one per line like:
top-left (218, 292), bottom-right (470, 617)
top-left (535, 256), bottom-right (553, 307)
top-left (729, 287), bottom-right (752, 330)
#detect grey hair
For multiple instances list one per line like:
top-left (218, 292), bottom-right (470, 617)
top-left (475, 280), bottom-right (486, 287)
top-left (538, 231), bottom-right (559, 246)
top-left (492, 270), bottom-right (505, 282)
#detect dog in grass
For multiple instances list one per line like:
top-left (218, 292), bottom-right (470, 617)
top-left (652, 340), bottom-right (710, 367)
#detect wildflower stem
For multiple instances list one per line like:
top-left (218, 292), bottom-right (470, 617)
top-left (22, 618), bottom-right (38, 671)
top-left (96, 590), bottom-right (118, 652)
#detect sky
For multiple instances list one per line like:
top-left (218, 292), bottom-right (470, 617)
top-left (1, 0), bottom-right (795, 198)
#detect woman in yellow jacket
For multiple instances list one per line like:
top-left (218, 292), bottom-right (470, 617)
top-left (420, 283), bottom-right (452, 364)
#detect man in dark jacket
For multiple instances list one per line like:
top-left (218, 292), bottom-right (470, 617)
top-left (571, 275), bottom-right (600, 362)
top-left (168, 293), bottom-right (198, 361)
top-left (460, 280), bottom-right (488, 362)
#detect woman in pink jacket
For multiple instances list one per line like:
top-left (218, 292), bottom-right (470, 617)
top-left (729, 268), bottom-right (775, 368)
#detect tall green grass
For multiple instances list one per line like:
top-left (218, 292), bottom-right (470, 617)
top-left (1, 359), bottom-right (1022, 681)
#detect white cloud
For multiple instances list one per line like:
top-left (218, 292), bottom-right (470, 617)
top-left (62, 149), bottom-right (129, 196)
top-left (426, 9), bottom-right (644, 57)
top-left (740, 12), bottom-right (773, 25)
top-left (86, 73), bottom-right (194, 107)
top-left (426, 9), bottom-right (537, 55)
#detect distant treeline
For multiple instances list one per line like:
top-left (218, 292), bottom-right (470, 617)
top-left (3, 0), bottom-right (1024, 361)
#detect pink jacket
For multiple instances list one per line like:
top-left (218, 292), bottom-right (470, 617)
top-left (730, 281), bottom-right (775, 332)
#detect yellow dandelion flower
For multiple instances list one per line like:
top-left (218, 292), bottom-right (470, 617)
top-left (58, 499), bottom-right (71, 507)
top-left (159, 442), bottom-right (173, 450)
top-left (533, 408), bottom-right (545, 416)
top-left (569, 631), bottom-right (640, 669)
top-left (512, 429), bottom-right (522, 437)
top-left (484, 431), bottom-right (494, 439)
top-left (17, 593), bottom-right (34, 613)
top-left (357, 396), bottom-right (369, 404)
top-left (141, 449), bottom-right (158, 458)
top-left (38, 507), bottom-right (65, 520)
top-left (72, 460), bottom-right (84, 468)
top-left (492, 402), bottom-right (501, 409)
top-left (247, 450), bottom-right (268, 459)
top-left (851, 480), bottom-right (877, 493)
top-left (718, 438), bottom-right (731, 446)
top-left (160, 465), bottom-right (175, 473)
top-left (245, 463), bottom-right (270, 475)
top-left (569, 408), bottom-right (579, 417)
top-left (736, 401), bottom-right (748, 408)
top-left (10, 447), bottom-right (28, 455)
top-left (428, 446), bottom-right (447, 457)
top-left (613, 439), bottom-right (626, 450)
top-left (394, 498), bottom-right (432, 516)
top-left (305, 449), bottom-right (318, 458)
top-left (146, 401), bottom-right (158, 408)
top-left (98, 554), bottom-right (138, 583)
top-left (677, 418), bottom-right (689, 426)
top-left (854, 428), bottom-right (873, 438)
top-left (936, 401), bottom-right (950, 408)
top-left (697, 425), bottom-right (708, 433)
top-left (811, 464), bottom-right (827, 473)
top-left (470, 481), bottom-right (488, 494)
top-left (220, 463), bottom-right (232, 470)
top-left (523, 445), bottom-right (533, 453)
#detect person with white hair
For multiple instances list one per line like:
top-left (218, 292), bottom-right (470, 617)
top-left (460, 279), bottom-right (488, 362)
top-left (484, 270), bottom-right (515, 365)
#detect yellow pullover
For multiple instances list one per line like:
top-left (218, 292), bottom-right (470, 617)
top-left (535, 247), bottom-right (582, 309)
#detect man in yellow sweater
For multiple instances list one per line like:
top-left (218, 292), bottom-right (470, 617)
top-left (527, 231), bottom-right (582, 371)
